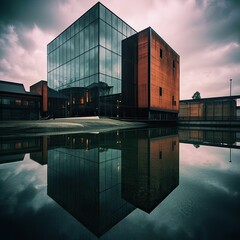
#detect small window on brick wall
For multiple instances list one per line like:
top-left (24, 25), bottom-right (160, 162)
top-left (159, 87), bottom-right (162, 96)
top-left (173, 60), bottom-right (175, 68)
top-left (172, 96), bottom-right (176, 105)
top-left (160, 49), bottom-right (163, 58)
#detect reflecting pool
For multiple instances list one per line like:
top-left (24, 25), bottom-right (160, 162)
top-left (0, 128), bottom-right (240, 239)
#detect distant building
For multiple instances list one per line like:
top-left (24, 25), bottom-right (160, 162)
top-left (0, 80), bottom-right (40, 120)
top-left (47, 2), bottom-right (136, 117)
top-left (121, 27), bottom-right (180, 120)
top-left (30, 80), bottom-right (68, 118)
top-left (179, 96), bottom-right (239, 121)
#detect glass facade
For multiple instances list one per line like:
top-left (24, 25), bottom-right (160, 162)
top-left (47, 2), bottom-right (136, 116)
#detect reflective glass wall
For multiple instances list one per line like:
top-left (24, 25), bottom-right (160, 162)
top-left (47, 3), bottom-right (136, 117)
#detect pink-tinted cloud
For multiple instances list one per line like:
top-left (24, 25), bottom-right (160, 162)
top-left (0, 0), bottom-right (239, 98)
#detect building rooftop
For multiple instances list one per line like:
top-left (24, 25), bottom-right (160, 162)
top-left (180, 95), bottom-right (240, 102)
top-left (0, 80), bottom-right (26, 94)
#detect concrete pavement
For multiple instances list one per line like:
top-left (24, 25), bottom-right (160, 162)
top-left (0, 117), bottom-right (147, 137)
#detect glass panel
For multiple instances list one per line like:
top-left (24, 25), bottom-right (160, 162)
top-left (117, 79), bottom-right (121, 93)
top-left (106, 50), bottom-right (111, 76)
top-left (118, 55), bottom-right (121, 79)
top-left (59, 66), bottom-right (62, 86)
top-left (54, 50), bottom-right (57, 69)
top-left (66, 27), bottom-right (70, 40)
top-left (75, 32), bottom-right (80, 57)
top-left (70, 25), bottom-right (74, 38)
top-left (84, 27), bottom-right (89, 52)
top-left (93, 4), bottom-right (99, 19)
top-left (70, 37), bottom-right (74, 59)
top-left (94, 20), bottom-right (98, 47)
top-left (123, 22), bottom-right (126, 36)
top-left (85, 77), bottom-right (90, 87)
top-left (70, 60), bottom-right (74, 82)
top-left (59, 45), bottom-right (63, 65)
top-left (66, 40), bottom-right (70, 62)
top-left (112, 53), bottom-right (118, 78)
top-left (48, 53), bottom-right (52, 71)
top-left (56, 48), bottom-right (59, 67)
top-left (74, 20), bottom-right (79, 35)
top-left (106, 76), bottom-right (112, 93)
top-left (112, 28), bottom-right (118, 53)
top-left (79, 17), bottom-right (84, 31)
top-left (105, 24), bottom-right (111, 50)
top-left (47, 55), bottom-right (49, 72)
top-left (112, 14), bottom-right (118, 30)
top-left (85, 51), bottom-right (89, 77)
top-left (99, 4), bottom-right (105, 21)
top-left (59, 34), bottom-right (62, 45)
top-left (100, 20), bottom-right (105, 46)
top-left (94, 74), bottom-right (98, 84)
top-left (89, 48), bottom-right (94, 75)
top-left (63, 64), bottom-right (66, 86)
top-left (112, 78), bottom-right (117, 94)
top-left (105, 9), bottom-right (112, 25)
top-left (79, 79), bottom-right (84, 87)
top-left (66, 62), bottom-right (70, 85)
top-left (75, 56), bottom-right (79, 80)
top-left (79, 54), bottom-right (84, 79)
top-left (100, 74), bottom-right (105, 84)
top-left (126, 26), bottom-right (131, 37)
top-left (89, 8), bottom-right (94, 23)
top-left (94, 47), bottom-right (98, 74)
top-left (89, 23), bottom-right (94, 49)
top-left (79, 30), bottom-right (84, 54)
top-left (99, 47), bottom-right (105, 74)
top-left (89, 75), bottom-right (94, 86)
top-left (84, 12), bottom-right (89, 27)
top-left (63, 42), bottom-right (67, 64)
top-left (62, 30), bottom-right (66, 43)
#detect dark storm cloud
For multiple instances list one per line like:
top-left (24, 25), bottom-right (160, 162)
top-left (204, 0), bottom-right (240, 45)
top-left (0, 0), bottom-right (68, 32)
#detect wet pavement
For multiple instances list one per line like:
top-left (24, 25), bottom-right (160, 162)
top-left (0, 117), bottom-right (147, 137)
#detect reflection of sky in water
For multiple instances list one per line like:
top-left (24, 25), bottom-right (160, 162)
top-left (0, 141), bottom-right (240, 239)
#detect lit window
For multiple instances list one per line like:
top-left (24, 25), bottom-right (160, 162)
top-left (80, 97), bottom-right (84, 105)
top-left (86, 90), bottom-right (89, 103)
top-left (15, 99), bottom-right (21, 105)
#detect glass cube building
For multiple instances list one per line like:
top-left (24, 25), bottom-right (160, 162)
top-left (47, 2), bottom-right (136, 117)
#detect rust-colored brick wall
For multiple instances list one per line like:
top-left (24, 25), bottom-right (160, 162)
top-left (30, 81), bottom-right (48, 114)
top-left (138, 31), bottom-right (149, 108)
top-left (150, 30), bottom-right (179, 112)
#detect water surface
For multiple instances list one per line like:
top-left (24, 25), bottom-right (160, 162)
top-left (0, 128), bottom-right (239, 239)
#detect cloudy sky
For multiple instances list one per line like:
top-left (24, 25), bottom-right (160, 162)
top-left (0, 0), bottom-right (239, 99)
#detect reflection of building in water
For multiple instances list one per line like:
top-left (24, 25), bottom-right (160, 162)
top-left (1, 128), bottom-right (180, 237)
top-left (0, 137), bottom-right (42, 164)
top-left (47, 132), bottom-right (135, 237)
top-left (121, 128), bottom-right (179, 213)
top-left (30, 135), bottom-right (68, 165)
top-left (179, 129), bottom-right (239, 148)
